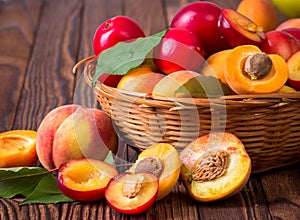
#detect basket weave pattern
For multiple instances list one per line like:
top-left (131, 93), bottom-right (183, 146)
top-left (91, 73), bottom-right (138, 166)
top-left (84, 59), bottom-right (300, 173)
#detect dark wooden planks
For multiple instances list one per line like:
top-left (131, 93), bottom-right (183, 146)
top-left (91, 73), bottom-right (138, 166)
top-left (0, 0), bottom-right (42, 132)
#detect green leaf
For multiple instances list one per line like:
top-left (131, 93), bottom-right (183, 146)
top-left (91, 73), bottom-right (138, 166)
top-left (20, 174), bottom-right (74, 205)
top-left (104, 151), bottom-right (116, 167)
top-left (175, 75), bottom-right (233, 98)
top-left (0, 167), bottom-right (49, 198)
top-left (93, 30), bottom-right (167, 87)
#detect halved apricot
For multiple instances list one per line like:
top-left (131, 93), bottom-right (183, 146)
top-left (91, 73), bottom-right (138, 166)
top-left (180, 132), bottom-right (251, 202)
top-left (57, 158), bottom-right (118, 201)
top-left (129, 143), bottom-right (181, 200)
top-left (0, 130), bottom-right (37, 168)
top-left (224, 45), bottom-right (289, 94)
top-left (105, 172), bottom-right (158, 215)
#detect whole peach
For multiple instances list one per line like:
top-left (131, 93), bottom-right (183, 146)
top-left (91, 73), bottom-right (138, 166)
top-left (36, 105), bottom-right (118, 170)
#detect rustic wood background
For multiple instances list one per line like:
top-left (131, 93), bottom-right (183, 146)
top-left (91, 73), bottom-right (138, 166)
top-left (0, 0), bottom-right (299, 219)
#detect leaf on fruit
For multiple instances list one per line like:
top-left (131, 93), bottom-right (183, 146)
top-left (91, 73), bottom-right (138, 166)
top-left (20, 174), bottom-right (74, 205)
top-left (93, 30), bottom-right (167, 87)
top-left (175, 76), bottom-right (233, 98)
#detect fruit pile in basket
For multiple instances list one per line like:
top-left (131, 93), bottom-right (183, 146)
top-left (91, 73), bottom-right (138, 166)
top-left (82, 0), bottom-right (300, 96)
top-left (1, 0), bottom-right (300, 215)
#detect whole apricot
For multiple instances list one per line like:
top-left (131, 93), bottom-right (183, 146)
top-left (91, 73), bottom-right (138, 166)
top-left (117, 65), bottom-right (164, 94)
top-left (237, 0), bottom-right (277, 32)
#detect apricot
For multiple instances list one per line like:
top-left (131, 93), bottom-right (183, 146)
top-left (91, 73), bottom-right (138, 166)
top-left (237, 0), bottom-right (277, 32)
top-left (129, 143), bottom-right (181, 200)
top-left (117, 65), bottom-right (164, 93)
top-left (152, 70), bottom-right (200, 97)
top-left (0, 130), bottom-right (37, 168)
top-left (180, 132), bottom-right (251, 202)
top-left (36, 105), bottom-right (118, 170)
top-left (224, 45), bottom-right (289, 94)
top-left (201, 49), bottom-right (232, 85)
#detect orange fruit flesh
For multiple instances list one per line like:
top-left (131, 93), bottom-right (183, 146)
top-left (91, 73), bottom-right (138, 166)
top-left (0, 130), bottom-right (37, 167)
top-left (106, 173), bottom-right (158, 209)
top-left (180, 132), bottom-right (251, 202)
top-left (61, 160), bottom-right (117, 191)
top-left (130, 143), bottom-right (181, 200)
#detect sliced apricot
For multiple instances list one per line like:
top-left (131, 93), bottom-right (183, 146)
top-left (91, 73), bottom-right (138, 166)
top-left (180, 132), bottom-right (251, 202)
top-left (0, 130), bottom-right (37, 168)
top-left (224, 45), bottom-right (289, 94)
top-left (129, 143), bottom-right (181, 200)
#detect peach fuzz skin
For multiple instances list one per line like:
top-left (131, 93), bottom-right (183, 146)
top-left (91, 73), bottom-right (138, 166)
top-left (36, 105), bottom-right (118, 170)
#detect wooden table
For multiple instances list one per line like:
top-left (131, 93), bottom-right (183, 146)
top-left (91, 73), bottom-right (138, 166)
top-left (0, 0), bottom-right (299, 219)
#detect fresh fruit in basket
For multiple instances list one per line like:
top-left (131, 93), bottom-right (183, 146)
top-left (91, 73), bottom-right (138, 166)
top-left (93, 15), bottom-right (145, 56)
top-left (116, 64), bottom-right (164, 93)
top-left (260, 30), bottom-right (300, 61)
top-left (287, 50), bottom-right (300, 91)
top-left (105, 172), bottom-right (159, 215)
top-left (201, 49), bottom-right (232, 85)
top-left (36, 105), bottom-right (118, 170)
top-left (152, 70), bottom-right (199, 97)
top-left (57, 158), bottom-right (118, 201)
top-left (282, 28), bottom-right (300, 42)
top-left (237, 0), bottom-right (277, 32)
top-left (128, 143), bottom-right (180, 201)
top-left (180, 132), bottom-right (251, 202)
top-left (218, 8), bottom-right (266, 48)
top-left (153, 28), bottom-right (205, 74)
top-left (0, 130), bottom-right (37, 168)
top-left (224, 44), bottom-right (289, 94)
top-left (170, 1), bottom-right (230, 57)
top-left (276, 18), bottom-right (300, 30)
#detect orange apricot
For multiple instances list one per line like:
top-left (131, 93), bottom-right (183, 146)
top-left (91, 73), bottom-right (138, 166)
top-left (224, 45), bottom-right (288, 94)
top-left (129, 143), bottom-right (181, 200)
top-left (201, 49), bottom-right (232, 84)
top-left (237, 0), bottom-right (277, 32)
top-left (117, 64), bottom-right (164, 93)
top-left (0, 130), bottom-right (37, 168)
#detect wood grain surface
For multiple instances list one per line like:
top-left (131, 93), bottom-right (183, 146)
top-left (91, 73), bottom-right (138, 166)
top-left (0, 0), bottom-right (299, 219)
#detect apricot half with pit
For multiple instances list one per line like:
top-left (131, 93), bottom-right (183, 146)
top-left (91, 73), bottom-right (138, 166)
top-left (129, 143), bottom-right (181, 200)
top-left (57, 158), bottom-right (118, 201)
top-left (180, 132), bottom-right (251, 202)
top-left (105, 172), bottom-right (158, 215)
top-left (0, 130), bottom-right (37, 168)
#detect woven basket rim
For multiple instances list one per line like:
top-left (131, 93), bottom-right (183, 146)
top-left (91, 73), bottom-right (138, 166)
top-left (82, 56), bottom-right (300, 105)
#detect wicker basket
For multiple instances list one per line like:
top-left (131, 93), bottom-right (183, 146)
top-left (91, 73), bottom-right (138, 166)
top-left (82, 58), bottom-right (300, 173)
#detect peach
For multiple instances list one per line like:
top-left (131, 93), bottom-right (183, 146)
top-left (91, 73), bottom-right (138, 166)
top-left (0, 130), bottom-right (37, 168)
top-left (287, 50), bottom-right (300, 91)
top-left (180, 132), bottom-right (251, 202)
top-left (36, 104), bottom-right (118, 170)
top-left (117, 65), bottom-right (164, 93)
top-left (237, 0), bottom-right (277, 32)
top-left (276, 18), bottom-right (300, 30)
top-left (152, 70), bottom-right (200, 97)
